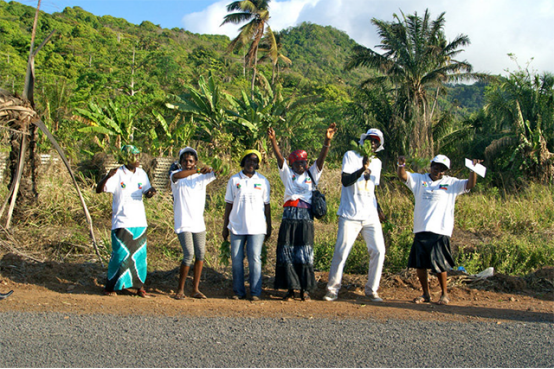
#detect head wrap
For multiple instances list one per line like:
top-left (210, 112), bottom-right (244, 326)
top-left (288, 150), bottom-right (308, 164)
top-left (121, 145), bottom-right (140, 155)
top-left (241, 149), bottom-right (262, 163)
top-left (179, 147), bottom-right (198, 160)
top-left (430, 154), bottom-right (451, 169)
top-left (359, 128), bottom-right (385, 152)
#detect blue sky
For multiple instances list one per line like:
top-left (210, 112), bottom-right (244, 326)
top-left (26, 0), bottom-right (554, 76)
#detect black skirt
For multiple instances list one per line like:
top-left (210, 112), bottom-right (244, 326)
top-left (274, 206), bottom-right (316, 292)
top-left (407, 231), bottom-right (455, 274)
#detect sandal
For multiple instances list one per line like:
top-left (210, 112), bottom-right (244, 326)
top-left (437, 295), bottom-right (450, 305)
top-left (103, 289), bottom-right (117, 296)
top-left (174, 292), bottom-right (186, 300)
top-left (192, 291), bottom-right (207, 299)
top-left (301, 291), bottom-right (311, 302)
top-left (283, 290), bottom-right (295, 301)
top-left (413, 295), bottom-right (431, 304)
top-left (137, 288), bottom-right (151, 298)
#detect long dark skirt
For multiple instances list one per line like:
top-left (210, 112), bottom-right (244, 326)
top-left (407, 231), bottom-right (454, 274)
top-left (274, 207), bottom-right (316, 292)
top-left (106, 227), bottom-right (148, 291)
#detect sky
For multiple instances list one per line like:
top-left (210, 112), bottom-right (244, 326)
top-left (28, 0), bottom-right (554, 76)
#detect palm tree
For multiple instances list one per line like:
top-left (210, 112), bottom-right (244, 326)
top-left (483, 67), bottom-right (554, 184)
top-left (346, 9), bottom-right (477, 157)
top-left (221, 0), bottom-right (271, 96)
top-left (258, 27), bottom-right (291, 86)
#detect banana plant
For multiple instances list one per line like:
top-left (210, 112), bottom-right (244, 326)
top-left (76, 98), bottom-right (140, 149)
top-left (165, 73), bottom-right (236, 155)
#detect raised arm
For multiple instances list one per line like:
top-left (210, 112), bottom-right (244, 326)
top-left (397, 156), bottom-right (408, 182)
top-left (315, 122), bottom-right (337, 171)
top-left (96, 168), bottom-right (117, 193)
top-left (267, 127), bottom-right (285, 169)
top-left (465, 159), bottom-right (483, 191)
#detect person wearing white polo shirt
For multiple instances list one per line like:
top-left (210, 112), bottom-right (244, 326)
top-left (170, 147), bottom-right (216, 300)
top-left (397, 154), bottom-right (482, 305)
top-left (323, 128), bottom-right (387, 302)
top-left (222, 150), bottom-right (271, 301)
top-left (96, 145), bottom-right (157, 298)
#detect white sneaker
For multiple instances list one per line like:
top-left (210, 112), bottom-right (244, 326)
top-left (365, 292), bottom-right (383, 302)
top-left (323, 291), bottom-right (338, 301)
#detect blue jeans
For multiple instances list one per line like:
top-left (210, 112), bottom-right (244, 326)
top-left (230, 233), bottom-right (265, 297)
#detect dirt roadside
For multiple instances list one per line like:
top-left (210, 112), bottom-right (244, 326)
top-left (0, 253), bottom-right (552, 323)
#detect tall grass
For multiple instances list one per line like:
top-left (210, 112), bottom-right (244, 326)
top-left (3, 163), bottom-right (553, 277)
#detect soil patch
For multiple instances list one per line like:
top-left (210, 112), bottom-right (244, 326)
top-left (0, 253), bottom-right (552, 323)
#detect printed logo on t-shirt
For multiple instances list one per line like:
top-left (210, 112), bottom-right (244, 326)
top-left (292, 174), bottom-right (297, 181)
top-left (439, 184), bottom-right (449, 190)
top-left (236, 183), bottom-right (242, 189)
top-left (422, 181), bottom-right (429, 187)
top-left (305, 177), bottom-right (312, 184)
top-left (138, 183), bottom-right (143, 189)
top-left (120, 182), bottom-right (126, 189)
top-left (254, 183), bottom-right (262, 190)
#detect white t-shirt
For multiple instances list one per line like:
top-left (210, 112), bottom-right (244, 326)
top-left (405, 172), bottom-right (469, 237)
top-left (279, 161), bottom-right (322, 204)
top-left (224, 171), bottom-right (270, 235)
top-left (337, 151), bottom-right (382, 223)
top-left (103, 166), bottom-right (152, 230)
top-left (171, 171), bottom-right (216, 234)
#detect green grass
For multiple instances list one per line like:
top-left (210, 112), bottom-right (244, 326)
top-left (3, 164), bottom-right (553, 277)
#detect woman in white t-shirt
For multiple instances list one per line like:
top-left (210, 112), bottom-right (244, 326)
top-left (170, 147), bottom-right (216, 300)
top-left (96, 145), bottom-right (157, 298)
top-left (267, 123), bottom-right (336, 301)
top-left (397, 154), bottom-right (482, 305)
top-left (222, 150), bottom-right (271, 300)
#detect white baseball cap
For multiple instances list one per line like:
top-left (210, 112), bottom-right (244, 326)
top-left (431, 154), bottom-right (450, 169)
top-left (359, 128), bottom-right (385, 152)
top-left (179, 147), bottom-right (198, 159)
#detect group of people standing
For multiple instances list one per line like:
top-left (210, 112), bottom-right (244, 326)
top-left (97, 124), bottom-right (482, 305)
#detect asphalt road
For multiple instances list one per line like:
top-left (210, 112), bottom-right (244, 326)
top-left (0, 312), bottom-right (552, 367)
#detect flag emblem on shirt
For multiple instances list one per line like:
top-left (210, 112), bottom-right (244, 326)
top-left (254, 183), bottom-right (262, 190)
top-left (138, 183), bottom-right (143, 189)
top-left (120, 182), bottom-right (126, 189)
top-left (236, 183), bottom-right (241, 189)
top-left (305, 177), bottom-right (312, 184)
top-left (439, 184), bottom-right (449, 190)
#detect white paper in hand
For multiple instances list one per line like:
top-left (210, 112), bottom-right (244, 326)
top-left (465, 158), bottom-right (486, 177)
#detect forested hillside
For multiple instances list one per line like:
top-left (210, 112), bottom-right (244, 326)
top-left (1, 0), bottom-right (552, 187)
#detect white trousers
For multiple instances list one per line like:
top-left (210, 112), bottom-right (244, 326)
top-left (327, 216), bottom-right (386, 295)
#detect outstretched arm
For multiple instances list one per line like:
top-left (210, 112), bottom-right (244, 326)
top-left (315, 122), bottom-right (337, 171)
top-left (267, 127), bottom-right (285, 169)
top-left (466, 159), bottom-right (484, 190)
top-left (171, 166), bottom-right (213, 183)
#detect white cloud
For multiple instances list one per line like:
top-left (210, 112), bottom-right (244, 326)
top-left (181, 0), bottom-right (554, 75)
top-left (181, 1), bottom-right (237, 38)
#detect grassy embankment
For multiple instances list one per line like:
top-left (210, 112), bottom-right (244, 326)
top-left (3, 162), bottom-right (553, 278)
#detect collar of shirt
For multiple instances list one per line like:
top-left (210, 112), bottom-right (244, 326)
top-left (239, 171), bottom-right (258, 180)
